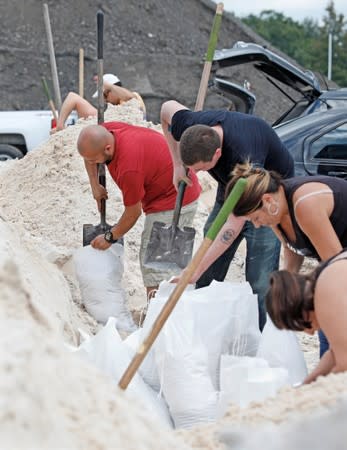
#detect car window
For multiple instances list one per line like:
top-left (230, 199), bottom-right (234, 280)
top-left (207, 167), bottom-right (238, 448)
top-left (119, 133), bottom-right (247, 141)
top-left (305, 122), bottom-right (347, 178)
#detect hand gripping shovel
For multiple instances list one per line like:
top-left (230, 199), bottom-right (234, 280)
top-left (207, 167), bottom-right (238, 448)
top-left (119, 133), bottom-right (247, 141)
top-left (144, 180), bottom-right (195, 270)
top-left (82, 11), bottom-right (111, 246)
top-left (118, 178), bottom-right (246, 390)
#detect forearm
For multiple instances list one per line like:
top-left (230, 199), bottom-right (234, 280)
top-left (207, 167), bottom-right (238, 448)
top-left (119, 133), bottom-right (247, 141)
top-left (162, 123), bottom-right (182, 167)
top-left (282, 246), bottom-right (304, 272)
top-left (160, 102), bottom-right (183, 167)
top-left (109, 204), bottom-right (142, 240)
top-left (84, 161), bottom-right (99, 188)
top-left (303, 349), bottom-right (335, 384)
top-left (57, 92), bottom-right (76, 129)
top-left (191, 215), bottom-right (245, 283)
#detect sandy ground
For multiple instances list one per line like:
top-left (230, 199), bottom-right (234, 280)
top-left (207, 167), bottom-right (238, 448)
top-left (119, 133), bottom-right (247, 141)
top-left (0, 100), bottom-right (345, 450)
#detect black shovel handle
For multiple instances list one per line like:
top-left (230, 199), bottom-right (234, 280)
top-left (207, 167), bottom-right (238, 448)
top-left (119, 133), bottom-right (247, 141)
top-left (172, 180), bottom-right (187, 230)
top-left (98, 164), bottom-right (107, 227)
top-left (97, 10), bottom-right (104, 124)
top-left (96, 11), bottom-right (107, 229)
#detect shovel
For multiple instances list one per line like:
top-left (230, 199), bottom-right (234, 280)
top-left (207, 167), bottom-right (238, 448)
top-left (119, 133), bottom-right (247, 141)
top-left (144, 180), bottom-right (196, 270)
top-left (144, 3), bottom-right (224, 267)
top-left (119, 178), bottom-right (247, 390)
top-left (83, 11), bottom-right (111, 247)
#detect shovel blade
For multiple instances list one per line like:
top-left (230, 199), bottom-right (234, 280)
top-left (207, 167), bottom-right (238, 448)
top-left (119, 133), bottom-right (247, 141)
top-left (144, 221), bottom-right (196, 270)
top-left (83, 222), bottom-right (125, 247)
top-left (82, 223), bottom-right (108, 247)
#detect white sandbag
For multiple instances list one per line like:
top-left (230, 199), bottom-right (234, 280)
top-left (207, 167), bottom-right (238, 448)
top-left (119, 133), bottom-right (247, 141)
top-left (71, 317), bottom-right (173, 428)
top-left (155, 317), bottom-right (218, 429)
top-left (218, 355), bottom-right (269, 416)
top-left (218, 355), bottom-right (289, 414)
top-left (124, 328), bottom-right (160, 392)
top-left (256, 316), bottom-right (308, 385)
top-left (205, 281), bottom-right (261, 358)
top-left (243, 367), bottom-right (289, 406)
top-left (144, 280), bottom-right (261, 390)
top-left (220, 355), bottom-right (269, 392)
top-left (74, 244), bottom-right (136, 333)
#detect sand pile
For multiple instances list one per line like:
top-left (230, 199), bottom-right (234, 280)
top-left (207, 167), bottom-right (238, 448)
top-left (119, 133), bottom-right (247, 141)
top-left (0, 225), bottom-right (189, 450)
top-left (0, 100), bottom-right (209, 448)
top-left (178, 371), bottom-right (347, 448)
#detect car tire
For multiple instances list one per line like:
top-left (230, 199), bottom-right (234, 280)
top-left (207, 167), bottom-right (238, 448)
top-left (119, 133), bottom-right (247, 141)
top-left (0, 144), bottom-right (24, 161)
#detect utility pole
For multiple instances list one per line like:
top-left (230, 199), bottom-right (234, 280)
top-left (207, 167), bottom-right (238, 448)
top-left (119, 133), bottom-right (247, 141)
top-left (327, 19), bottom-right (334, 81)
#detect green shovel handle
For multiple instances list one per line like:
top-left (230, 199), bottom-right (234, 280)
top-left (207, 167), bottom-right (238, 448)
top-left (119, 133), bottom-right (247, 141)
top-left (41, 77), bottom-right (51, 101)
top-left (206, 3), bottom-right (224, 62)
top-left (206, 178), bottom-right (247, 241)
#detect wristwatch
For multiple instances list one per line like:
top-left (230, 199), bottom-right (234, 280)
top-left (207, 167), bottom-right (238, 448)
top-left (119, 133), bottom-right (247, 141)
top-left (104, 229), bottom-right (118, 244)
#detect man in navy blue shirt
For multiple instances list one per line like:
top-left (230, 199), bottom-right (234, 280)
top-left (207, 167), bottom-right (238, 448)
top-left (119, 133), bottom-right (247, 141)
top-left (161, 100), bottom-right (294, 330)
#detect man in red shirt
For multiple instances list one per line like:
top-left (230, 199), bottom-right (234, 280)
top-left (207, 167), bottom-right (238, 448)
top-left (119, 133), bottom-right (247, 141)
top-left (77, 122), bottom-right (201, 297)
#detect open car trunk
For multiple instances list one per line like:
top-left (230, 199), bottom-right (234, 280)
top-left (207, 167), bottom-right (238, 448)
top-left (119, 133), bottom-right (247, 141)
top-left (211, 42), bottom-right (323, 125)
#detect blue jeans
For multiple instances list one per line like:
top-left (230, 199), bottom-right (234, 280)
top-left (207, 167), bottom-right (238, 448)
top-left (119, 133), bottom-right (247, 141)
top-left (196, 200), bottom-right (281, 331)
top-left (318, 329), bottom-right (329, 357)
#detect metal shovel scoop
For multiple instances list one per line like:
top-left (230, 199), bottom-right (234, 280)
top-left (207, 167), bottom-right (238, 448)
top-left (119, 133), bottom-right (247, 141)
top-left (144, 181), bottom-right (196, 270)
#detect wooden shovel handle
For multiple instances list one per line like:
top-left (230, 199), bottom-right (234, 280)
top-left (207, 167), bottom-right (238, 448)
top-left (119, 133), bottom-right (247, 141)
top-left (194, 2), bottom-right (224, 111)
top-left (79, 48), bottom-right (84, 98)
top-left (171, 180), bottom-right (187, 230)
top-left (41, 76), bottom-right (58, 122)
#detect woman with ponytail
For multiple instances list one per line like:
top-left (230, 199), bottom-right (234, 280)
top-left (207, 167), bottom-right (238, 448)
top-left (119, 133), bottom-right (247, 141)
top-left (225, 162), bottom-right (347, 356)
top-left (181, 161), bottom-right (347, 353)
top-left (265, 250), bottom-right (347, 383)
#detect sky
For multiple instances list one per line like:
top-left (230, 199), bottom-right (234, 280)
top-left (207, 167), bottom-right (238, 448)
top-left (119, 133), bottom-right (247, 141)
top-left (215, 0), bottom-right (347, 23)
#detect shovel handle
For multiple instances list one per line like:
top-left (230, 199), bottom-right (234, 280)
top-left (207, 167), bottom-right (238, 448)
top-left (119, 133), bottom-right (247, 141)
top-left (97, 10), bottom-right (104, 124)
top-left (206, 178), bottom-right (247, 240)
top-left (194, 2), bottom-right (224, 111)
top-left (98, 163), bottom-right (107, 227)
top-left (118, 178), bottom-right (246, 390)
top-left (41, 76), bottom-right (58, 122)
top-left (96, 11), bottom-right (107, 229)
top-left (171, 180), bottom-right (187, 230)
top-left (97, 11), bottom-right (103, 60)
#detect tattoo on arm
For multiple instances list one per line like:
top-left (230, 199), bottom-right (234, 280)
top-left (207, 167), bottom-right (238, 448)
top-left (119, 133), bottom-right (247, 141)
top-left (221, 229), bottom-right (235, 245)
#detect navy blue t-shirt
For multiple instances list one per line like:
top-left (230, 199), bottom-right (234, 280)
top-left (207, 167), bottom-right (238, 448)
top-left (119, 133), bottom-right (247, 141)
top-left (171, 109), bottom-right (294, 203)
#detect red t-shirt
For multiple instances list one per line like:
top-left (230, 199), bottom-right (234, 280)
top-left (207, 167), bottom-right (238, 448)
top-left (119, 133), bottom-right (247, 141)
top-left (102, 122), bottom-right (201, 214)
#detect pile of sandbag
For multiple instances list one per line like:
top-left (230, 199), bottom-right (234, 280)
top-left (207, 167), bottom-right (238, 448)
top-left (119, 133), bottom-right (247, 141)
top-left (69, 279), bottom-right (308, 430)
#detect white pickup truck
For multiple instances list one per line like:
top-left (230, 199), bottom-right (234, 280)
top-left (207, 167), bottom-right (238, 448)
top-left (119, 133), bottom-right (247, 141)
top-left (0, 110), bottom-right (77, 161)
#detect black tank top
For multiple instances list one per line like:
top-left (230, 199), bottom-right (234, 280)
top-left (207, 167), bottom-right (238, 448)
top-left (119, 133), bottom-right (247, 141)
top-left (279, 176), bottom-right (347, 259)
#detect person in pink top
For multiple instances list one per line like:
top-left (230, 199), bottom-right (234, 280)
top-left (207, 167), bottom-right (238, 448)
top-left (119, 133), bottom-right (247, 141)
top-left (77, 122), bottom-right (200, 297)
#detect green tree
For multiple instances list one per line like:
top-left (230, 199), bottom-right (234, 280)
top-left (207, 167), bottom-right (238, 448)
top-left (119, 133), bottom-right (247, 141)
top-left (320, 1), bottom-right (347, 84)
top-left (243, 1), bottom-right (347, 86)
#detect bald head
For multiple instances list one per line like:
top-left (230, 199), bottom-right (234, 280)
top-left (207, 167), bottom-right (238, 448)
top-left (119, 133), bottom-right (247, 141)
top-left (77, 125), bottom-right (114, 163)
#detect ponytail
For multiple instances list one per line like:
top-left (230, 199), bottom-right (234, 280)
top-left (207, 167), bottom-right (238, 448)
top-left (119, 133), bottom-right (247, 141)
top-left (225, 161), bottom-right (282, 216)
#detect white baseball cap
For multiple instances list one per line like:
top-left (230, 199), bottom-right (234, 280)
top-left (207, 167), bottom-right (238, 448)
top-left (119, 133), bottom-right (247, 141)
top-left (92, 73), bottom-right (121, 98)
